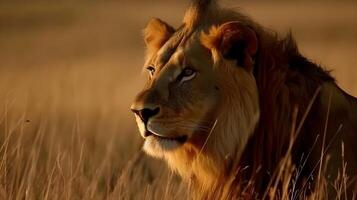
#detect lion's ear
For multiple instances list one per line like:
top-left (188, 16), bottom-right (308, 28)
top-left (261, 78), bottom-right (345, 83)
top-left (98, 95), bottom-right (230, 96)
top-left (201, 21), bottom-right (258, 72)
top-left (144, 18), bottom-right (175, 52)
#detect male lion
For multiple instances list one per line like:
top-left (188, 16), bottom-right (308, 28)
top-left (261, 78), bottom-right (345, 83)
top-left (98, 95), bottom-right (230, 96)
top-left (131, 0), bottom-right (357, 198)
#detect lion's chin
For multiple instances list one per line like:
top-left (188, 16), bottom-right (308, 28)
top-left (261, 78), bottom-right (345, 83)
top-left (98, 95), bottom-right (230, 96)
top-left (143, 134), bottom-right (187, 158)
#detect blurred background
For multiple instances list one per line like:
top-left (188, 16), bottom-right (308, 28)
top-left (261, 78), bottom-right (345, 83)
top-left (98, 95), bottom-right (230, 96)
top-left (0, 0), bottom-right (356, 199)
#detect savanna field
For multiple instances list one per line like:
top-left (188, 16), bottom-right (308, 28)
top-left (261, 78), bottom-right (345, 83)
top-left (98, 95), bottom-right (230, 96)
top-left (0, 1), bottom-right (356, 199)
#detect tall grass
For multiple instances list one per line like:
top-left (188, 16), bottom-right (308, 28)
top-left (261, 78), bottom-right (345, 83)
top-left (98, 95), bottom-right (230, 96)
top-left (0, 93), bottom-right (351, 199)
top-left (0, 77), bottom-right (185, 199)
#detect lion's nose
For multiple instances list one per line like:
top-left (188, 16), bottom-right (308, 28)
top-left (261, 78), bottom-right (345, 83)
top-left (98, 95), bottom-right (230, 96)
top-left (131, 107), bottom-right (160, 124)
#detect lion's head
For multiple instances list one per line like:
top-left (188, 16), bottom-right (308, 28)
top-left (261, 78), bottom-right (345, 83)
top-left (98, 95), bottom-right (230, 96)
top-left (131, 1), bottom-right (260, 192)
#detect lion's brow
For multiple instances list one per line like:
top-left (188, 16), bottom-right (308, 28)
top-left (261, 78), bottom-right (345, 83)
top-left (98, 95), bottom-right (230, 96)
top-left (157, 26), bottom-right (192, 68)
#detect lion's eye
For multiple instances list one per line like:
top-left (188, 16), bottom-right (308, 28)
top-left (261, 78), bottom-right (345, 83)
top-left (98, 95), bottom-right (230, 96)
top-left (178, 67), bottom-right (196, 83)
top-left (182, 68), bottom-right (195, 76)
top-left (146, 66), bottom-right (155, 76)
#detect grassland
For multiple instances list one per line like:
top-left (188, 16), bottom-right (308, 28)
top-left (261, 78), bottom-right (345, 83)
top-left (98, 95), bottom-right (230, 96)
top-left (0, 1), bottom-right (356, 199)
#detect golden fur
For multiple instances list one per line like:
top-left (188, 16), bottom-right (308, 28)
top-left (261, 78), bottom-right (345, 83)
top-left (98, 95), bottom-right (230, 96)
top-left (132, 0), bottom-right (357, 198)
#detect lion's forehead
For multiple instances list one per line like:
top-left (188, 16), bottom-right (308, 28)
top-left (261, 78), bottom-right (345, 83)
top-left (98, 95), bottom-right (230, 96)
top-left (152, 28), bottom-right (205, 71)
top-left (153, 27), bottom-right (186, 67)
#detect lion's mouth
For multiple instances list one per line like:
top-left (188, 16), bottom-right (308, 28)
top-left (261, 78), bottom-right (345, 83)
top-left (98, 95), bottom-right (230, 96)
top-left (145, 130), bottom-right (188, 143)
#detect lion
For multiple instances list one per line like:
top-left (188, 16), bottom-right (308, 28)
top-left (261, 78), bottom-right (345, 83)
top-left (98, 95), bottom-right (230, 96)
top-left (131, 0), bottom-right (357, 198)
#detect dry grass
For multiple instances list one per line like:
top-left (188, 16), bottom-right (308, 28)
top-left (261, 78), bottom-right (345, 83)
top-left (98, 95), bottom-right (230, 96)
top-left (0, 1), bottom-right (356, 199)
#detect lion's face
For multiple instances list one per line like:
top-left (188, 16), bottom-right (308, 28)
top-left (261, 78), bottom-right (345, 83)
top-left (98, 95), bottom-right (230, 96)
top-left (131, 18), bottom-right (259, 159)
top-left (131, 35), bottom-right (219, 157)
